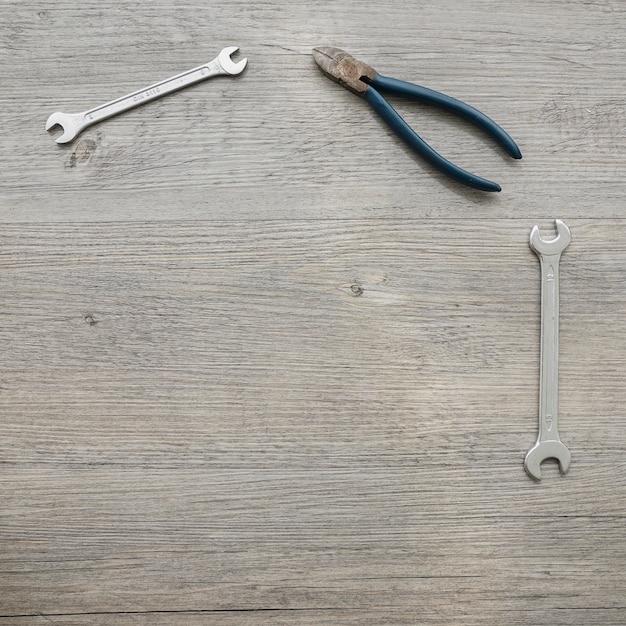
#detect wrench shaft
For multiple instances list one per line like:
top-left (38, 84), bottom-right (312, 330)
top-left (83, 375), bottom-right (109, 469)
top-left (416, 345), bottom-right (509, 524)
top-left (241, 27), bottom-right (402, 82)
top-left (80, 59), bottom-right (223, 131)
top-left (537, 255), bottom-right (561, 442)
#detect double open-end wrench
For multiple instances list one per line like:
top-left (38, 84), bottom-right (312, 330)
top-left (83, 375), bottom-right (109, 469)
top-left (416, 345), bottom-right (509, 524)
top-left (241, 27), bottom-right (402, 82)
top-left (46, 46), bottom-right (247, 144)
top-left (524, 219), bottom-right (572, 481)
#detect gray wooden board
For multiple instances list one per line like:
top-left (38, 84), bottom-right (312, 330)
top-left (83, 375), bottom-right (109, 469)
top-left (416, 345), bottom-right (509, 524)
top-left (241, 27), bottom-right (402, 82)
top-left (1, 1), bottom-right (625, 625)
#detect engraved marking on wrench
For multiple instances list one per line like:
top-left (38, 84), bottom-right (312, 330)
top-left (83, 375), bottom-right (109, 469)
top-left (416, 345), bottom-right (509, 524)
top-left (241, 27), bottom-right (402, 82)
top-left (46, 46), bottom-right (247, 144)
top-left (524, 219), bottom-right (571, 481)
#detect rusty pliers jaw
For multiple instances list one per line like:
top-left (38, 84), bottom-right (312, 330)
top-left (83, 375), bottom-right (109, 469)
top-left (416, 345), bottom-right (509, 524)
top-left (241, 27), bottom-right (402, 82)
top-left (312, 47), bottom-right (376, 95)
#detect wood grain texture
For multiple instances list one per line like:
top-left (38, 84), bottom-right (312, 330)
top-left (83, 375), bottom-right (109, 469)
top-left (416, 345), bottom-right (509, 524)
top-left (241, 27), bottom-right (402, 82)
top-left (1, 1), bottom-right (625, 625)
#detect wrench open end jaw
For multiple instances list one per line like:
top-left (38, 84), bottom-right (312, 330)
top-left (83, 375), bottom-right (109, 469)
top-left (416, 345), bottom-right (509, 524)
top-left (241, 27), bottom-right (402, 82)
top-left (529, 219), bottom-right (571, 257)
top-left (524, 441), bottom-right (571, 481)
top-left (45, 111), bottom-right (80, 144)
top-left (217, 46), bottom-right (247, 75)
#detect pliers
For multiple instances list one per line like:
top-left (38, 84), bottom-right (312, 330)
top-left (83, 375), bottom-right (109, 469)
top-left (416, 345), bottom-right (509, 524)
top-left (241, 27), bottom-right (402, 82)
top-left (313, 47), bottom-right (522, 192)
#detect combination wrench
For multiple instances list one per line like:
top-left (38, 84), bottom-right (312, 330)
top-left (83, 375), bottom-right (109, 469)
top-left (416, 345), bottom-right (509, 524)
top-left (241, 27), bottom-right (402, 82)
top-left (46, 46), bottom-right (247, 144)
top-left (524, 219), bottom-right (572, 481)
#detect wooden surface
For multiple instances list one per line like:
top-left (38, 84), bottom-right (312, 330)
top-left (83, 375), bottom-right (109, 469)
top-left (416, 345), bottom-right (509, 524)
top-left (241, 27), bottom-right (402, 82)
top-left (1, 1), bottom-right (625, 624)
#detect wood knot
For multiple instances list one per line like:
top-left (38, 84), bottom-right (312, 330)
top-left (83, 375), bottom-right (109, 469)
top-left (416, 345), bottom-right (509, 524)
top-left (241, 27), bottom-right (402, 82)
top-left (68, 138), bottom-right (97, 168)
top-left (84, 314), bottom-right (99, 326)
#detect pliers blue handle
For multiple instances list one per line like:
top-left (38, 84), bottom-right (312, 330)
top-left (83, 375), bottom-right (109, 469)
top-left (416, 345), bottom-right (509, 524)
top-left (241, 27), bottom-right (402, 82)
top-left (313, 47), bottom-right (522, 192)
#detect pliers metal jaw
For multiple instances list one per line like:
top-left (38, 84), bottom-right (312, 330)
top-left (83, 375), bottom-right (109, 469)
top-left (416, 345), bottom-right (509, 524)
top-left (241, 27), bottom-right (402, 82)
top-left (313, 46), bottom-right (522, 192)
